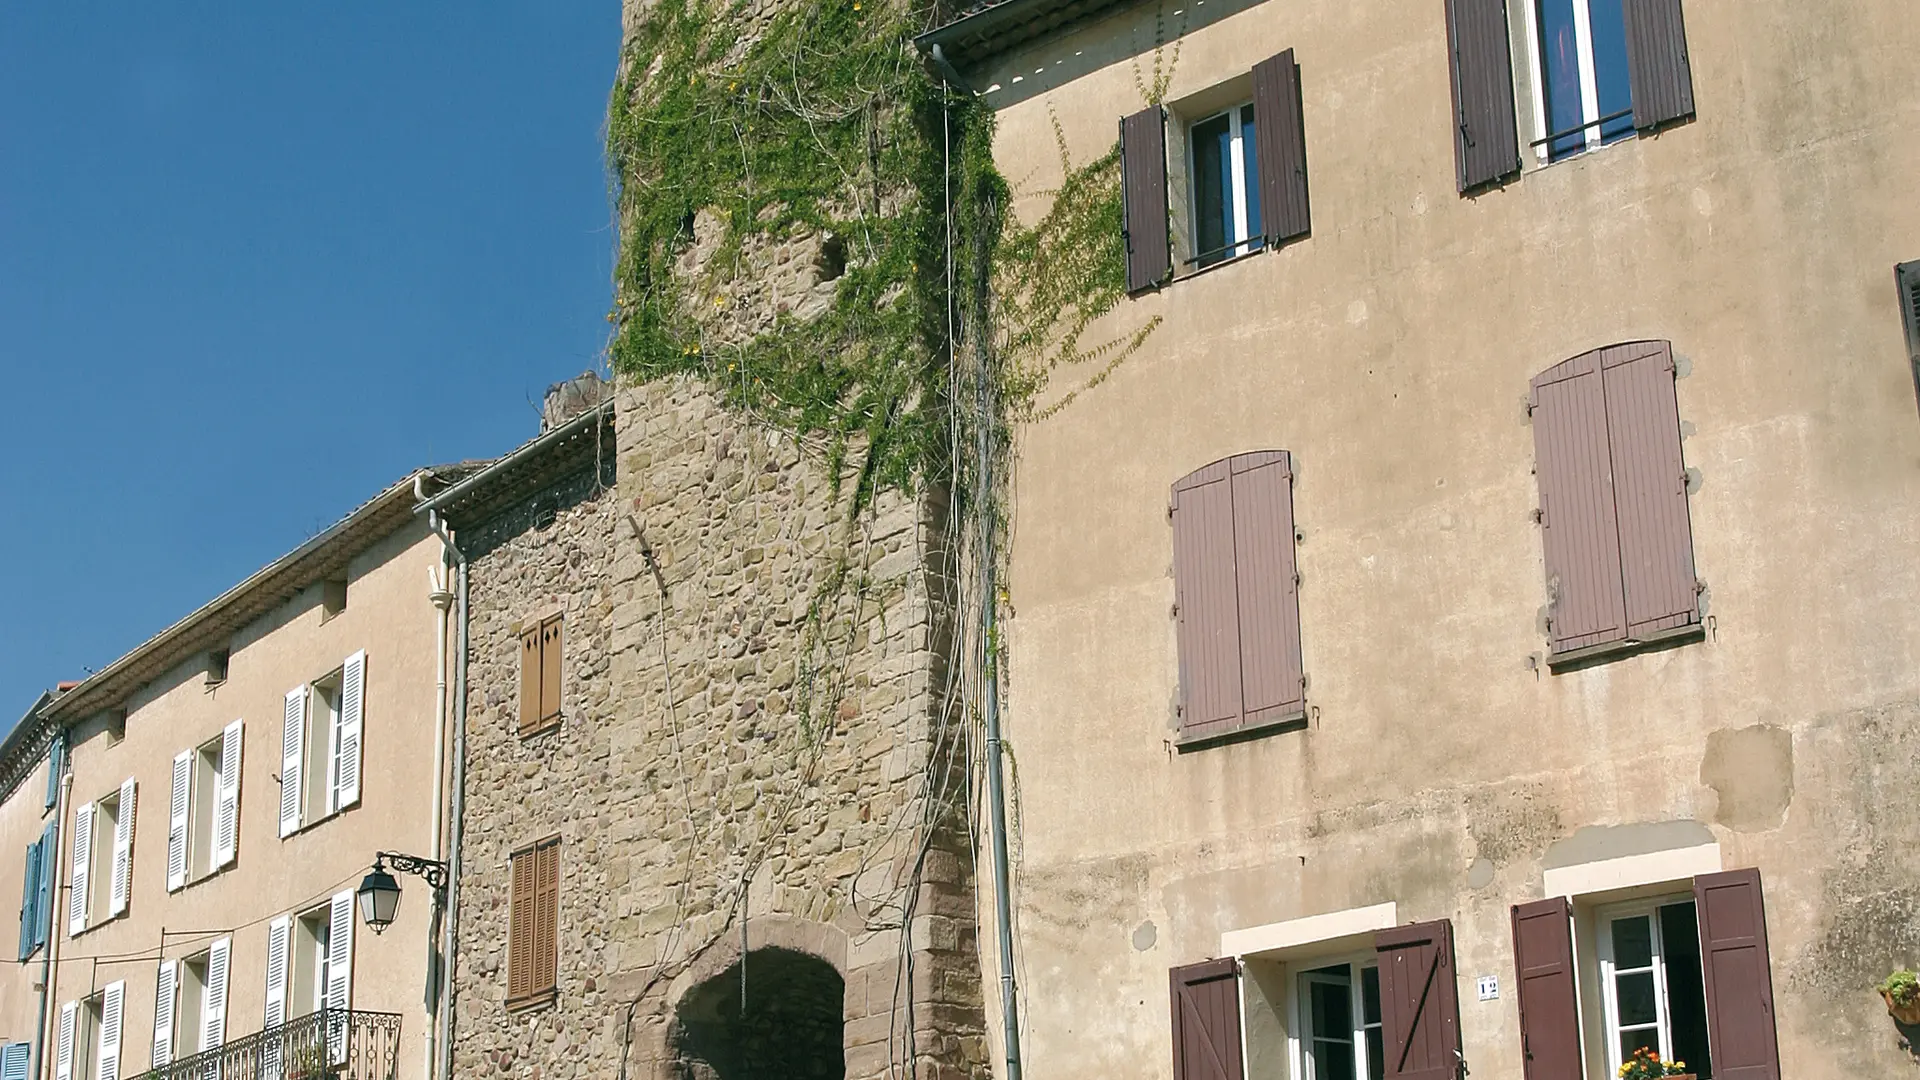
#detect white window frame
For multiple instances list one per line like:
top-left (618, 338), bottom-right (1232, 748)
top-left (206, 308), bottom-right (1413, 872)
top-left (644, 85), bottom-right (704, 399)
top-left (1594, 894), bottom-right (1691, 1075)
top-left (1186, 101), bottom-right (1261, 265)
top-left (1285, 955), bottom-right (1383, 1080)
top-left (1521, 0), bottom-right (1625, 162)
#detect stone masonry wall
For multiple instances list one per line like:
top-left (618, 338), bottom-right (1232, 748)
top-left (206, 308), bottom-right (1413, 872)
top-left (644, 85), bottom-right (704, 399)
top-left (451, 376), bottom-right (985, 1080)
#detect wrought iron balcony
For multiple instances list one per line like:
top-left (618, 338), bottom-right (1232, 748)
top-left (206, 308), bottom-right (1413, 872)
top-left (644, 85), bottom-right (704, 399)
top-left (148, 1009), bottom-right (401, 1080)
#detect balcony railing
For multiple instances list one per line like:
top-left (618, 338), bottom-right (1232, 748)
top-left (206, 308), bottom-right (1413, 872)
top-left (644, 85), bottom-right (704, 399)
top-left (150, 1009), bottom-right (401, 1080)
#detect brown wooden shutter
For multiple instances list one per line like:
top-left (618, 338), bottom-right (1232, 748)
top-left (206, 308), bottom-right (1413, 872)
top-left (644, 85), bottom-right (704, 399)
top-left (1532, 350), bottom-right (1628, 652)
top-left (1375, 920), bottom-right (1462, 1080)
top-left (1510, 898), bottom-right (1581, 1080)
top-left (1896, 262), bottom-right (1920, 414)
top-left (1251, 50), bottom-right (1310, 245)
top-left (1169, 959), bottom-right (1243, 1080)
top-left (538, 616), bottom-right (564, 726)
top-left (1172, 452), bottom-right (1305, 742)
top-left (1443, 0), bottom-right (1520, 192)
top-left (1600, 342), bottom-right (1698, 639)
top-left (1623, 0), bottom-right (1695, 130)
top-left (507, 849), bottom-right (534, 1001)
top-left (534, 839), bottom-right (560, 995)
top-left (517, 626), bottom-right (541, 734)
top-left (1122, 106), bottom-right (1170, 295)
top-left (1694, 869), bottom-right (1780, 1080)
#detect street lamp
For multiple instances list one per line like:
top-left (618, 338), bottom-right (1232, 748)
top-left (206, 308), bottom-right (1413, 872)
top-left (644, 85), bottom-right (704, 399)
top-left (357, 852), bottom-right (447, 935)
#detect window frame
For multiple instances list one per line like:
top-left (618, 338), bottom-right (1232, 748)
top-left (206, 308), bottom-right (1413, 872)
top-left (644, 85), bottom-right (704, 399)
top-left (86, 789), bottom-right (119, 928)
top-left (1286, 956), bottom-right (1385, 1080)
top-left (1185, 100), bottom-right (1263, 270)
top-left (1521, 0), bottom-right (1635, 163)
top-left (304, 668), bottom-right (345, 828)
top-left (188, 735), bottom-right (222, 882)
top-left (292, 904), bottom-right (333, 1019)
top-left (1593, 894), bottom-right (1706, 1077)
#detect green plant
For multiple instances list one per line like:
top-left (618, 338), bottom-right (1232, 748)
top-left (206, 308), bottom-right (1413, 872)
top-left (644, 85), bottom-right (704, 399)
top-left (1881, 969), bottom-right (1920, 1007)
top-left (1616, 1046), bottom-right (1690, 1079)
top-left (284, 1042), bottom-right (326, 1079)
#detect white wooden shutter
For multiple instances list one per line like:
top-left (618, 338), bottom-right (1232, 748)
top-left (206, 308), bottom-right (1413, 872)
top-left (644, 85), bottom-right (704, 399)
top-left (68, 803), bottom-right (92, 937)
top-left (214, 721), bottom-right (242, 869)
top-left (108, 779), bottom-right (135, 918)
top-left (152, 960), bottom-right (177, 1068)
top-left (202, 936), bottom-right (230, 1051)
top-left (334, 653), bottom-right (365, 812)
top-left (326, 890), bottom-right (354, 1063)
top-left (264, 916), bottom-right (290, 1080)
top-left (54, 1001), bottom-right (74, 1080)
top-left (281, 687), bottom-right (306, 838)
top-left (96, 981), bottom-right (123, 1080)
top-left (166, 751), bottom-right (190, 892)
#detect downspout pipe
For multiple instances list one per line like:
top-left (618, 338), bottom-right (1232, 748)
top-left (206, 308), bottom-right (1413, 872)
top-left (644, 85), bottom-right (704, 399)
top-left (423, 544), bottom-right (455, 1080)
top-left (418, 493), bottom-right (468, 1080)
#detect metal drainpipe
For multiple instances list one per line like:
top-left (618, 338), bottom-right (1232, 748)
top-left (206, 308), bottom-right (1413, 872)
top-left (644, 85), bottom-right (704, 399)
top-left (420, 506), bottom-right (469, 1080)
top-left (37, 768), bottom-right (71, 1080)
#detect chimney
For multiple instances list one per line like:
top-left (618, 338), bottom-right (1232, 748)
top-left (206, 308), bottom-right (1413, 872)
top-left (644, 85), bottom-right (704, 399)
top-left (541, 371), bottom-right (610, 433)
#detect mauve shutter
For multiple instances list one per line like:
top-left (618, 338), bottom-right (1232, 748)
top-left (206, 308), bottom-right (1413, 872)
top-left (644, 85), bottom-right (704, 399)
top-left (1623, 0), bottom-right (1695, 130)
top-left (1601, 341), bottom-right (1698, 639)
top-left (1230, 453), bottom-right (1305, 727)
top-left (1895, 262), bottom-right (1920, 413)
top-left (1510, 898), bottom-right (1581, 1080)
top-left (1172, 461), bottom-right (1243, 739)
top-left (539, 620), bottom-right (564, 726)
top-left (1531, 349), bottom-right (1628, 653)
top-left (535, 840), bottom-right (560, 994)
top-left (518, 626), bottom-right (541, 735)
top-left (1122, 106), bottom-right (1170, 294)
top-left (1443, 0), bottom-right (1520, 192)
top-left (1375, 920), bottom-right (1463, 1080)
top-left (1169, 959), bottom-right (1243, 1080)
top-left (1251, 50), bottom-right (1310, 244)
top-left (508, 851), bottom-right (533, 1001)
top-left (1694, 869), bottom-right (1781, 1080)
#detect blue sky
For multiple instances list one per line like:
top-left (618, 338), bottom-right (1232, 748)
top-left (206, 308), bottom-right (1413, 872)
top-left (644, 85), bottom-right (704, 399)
top-left (0, 7), bottom-right (620, 714)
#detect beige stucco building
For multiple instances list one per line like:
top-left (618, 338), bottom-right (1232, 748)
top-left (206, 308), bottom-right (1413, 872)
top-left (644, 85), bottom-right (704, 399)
top-left (918, 0), bottom-right (1920, 1078)
top-left (33, 469), bottom-right (471, 1080)
top-left (0, 692), bottom-right (71, 1080)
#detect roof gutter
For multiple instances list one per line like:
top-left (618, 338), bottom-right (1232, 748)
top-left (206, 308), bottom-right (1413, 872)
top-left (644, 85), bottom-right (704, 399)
top-left (417, 402), bottom-right (611, 517)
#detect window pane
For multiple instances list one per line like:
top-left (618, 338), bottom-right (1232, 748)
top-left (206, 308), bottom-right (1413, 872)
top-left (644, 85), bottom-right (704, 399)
top-left (1311, 979), bottom-right (1354, 1037)
top-left (1365, 1028), bottom-right (1385, 1080)
top-left (1239, 104), bottom-right (1263, 242)
top-left (1309, 1039), bottom-right (1356, 1080)
top-left (1192, 113), bottom-right (1232, 263)
top-left (1361, 966), bottom-right (1381, 1026)
top-left (1615, 970), bottom-right (1658, 1027)
top-left (1611, 915), bottom-right (1654, 969)
top-left (1619, 1025), bottom-right (1660, 1062)
top-left (1535, 0), bottom-right (1587, 159)
top-left (1660, 903), bottom-right (1713, 1078)
top-left (1586, 0), bottom-right (1635, 141)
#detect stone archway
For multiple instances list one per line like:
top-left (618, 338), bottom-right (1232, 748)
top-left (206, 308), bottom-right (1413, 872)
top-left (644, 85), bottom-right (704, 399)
top-left (670, 947), bottom-right (846, 1080)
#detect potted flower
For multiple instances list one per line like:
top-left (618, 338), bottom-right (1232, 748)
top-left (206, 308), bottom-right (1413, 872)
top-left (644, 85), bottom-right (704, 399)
top-left (1880, 969), bottom-right (1920, 1023)
top-left (1616, 1046), bottom-right (1693, 1080)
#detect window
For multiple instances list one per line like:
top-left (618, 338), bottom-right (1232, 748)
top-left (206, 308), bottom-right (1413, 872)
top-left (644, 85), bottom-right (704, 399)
top-left (266, 892), bottom-right (353, 1061)
top-left (169, 722), bottom-right (241, 890)
top-left (163, 937), bottom-right (230, 1057)
top-left (1170, 451), bottom-right (1306, 746)
top-left (206, 647), bottom-right (230, 687)
top-left (1529, 341), bottom-right (1700, 666)
top-left (1511, 869), bottom-right (1780, 1080)
top-left (518, 616), bottom-right (563, 736)
top-left (71, 780), bottom-right (135, 933)
top-left (1189, 103), bottom-right (1263, 268)
top-left (1596, 899), bottom-right (1711, 1074)
top-left (322, 576), bottom-right (348, 619)
top-left (55, 982), bottom-right (121, 1080)
top-left (281, 652), bottom-right (366, 837)
top-left (1297, 962), bottom-right (1384, 1080)
top-left (508, 836), bottom-right (561, 1008)
top-left (1527, 0), bottom-right (1634, 159)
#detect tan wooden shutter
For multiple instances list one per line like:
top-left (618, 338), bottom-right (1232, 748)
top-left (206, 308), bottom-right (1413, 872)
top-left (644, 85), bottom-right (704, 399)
top-left (539, 617), bottom-right (564, 727)
top-left (1443, 0), bottom-right (1520, 191)
top-left (534, 839), bottom-right (560, 995)
top-left (508, 850), bottom-right (534, 1001)
top-left (1169, 959), bottom-right (1243, 1080)
top-left (518, 626), bottom-right (541, 734)
top-left (1532, 349), bottom-right (1629, 653)
top-left (1695, 869), bottom-right (1780, 1080)
top-left (1511, 898), bottom-right (1581, 1080)
top-left (1623, 0), bottom-right (1695, 130)
top-left (1375, 920), bottom-right (1463, 1080)
top-left (1600, 342), bottom-right (1698, 639)
top-left (1251, 50), bottom-right (1310, 244)
top-left (1121, 106), bottom-right (1170, 294)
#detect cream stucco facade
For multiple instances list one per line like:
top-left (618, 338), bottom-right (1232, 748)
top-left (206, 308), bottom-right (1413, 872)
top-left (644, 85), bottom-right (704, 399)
top-left (963, 0), bottom-right (1920, 1077)
top-left (37, 476), bottom-right (459, 1080)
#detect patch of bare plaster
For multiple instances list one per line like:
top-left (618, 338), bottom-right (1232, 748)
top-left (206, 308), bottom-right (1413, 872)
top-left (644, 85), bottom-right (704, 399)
top-left (1466, 858), bottom-right (1495, 890)
top-left (1701, 723), bottom-right (1794, 832)
top-left (1132, 921), bottom-right (1157, 951)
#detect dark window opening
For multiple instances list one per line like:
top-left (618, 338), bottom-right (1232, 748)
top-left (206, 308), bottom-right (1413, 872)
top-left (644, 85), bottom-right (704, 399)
top-left (815, 233), bottom-right (847, 283)
top-left (206, 648), bottom-right (230, 687)
top-left (1660, 902), bottom-right (1712, 1078)
top-left (322, 577), bottom-right (348, 619)
top-left (670, 947), bottom-right (844, 1080)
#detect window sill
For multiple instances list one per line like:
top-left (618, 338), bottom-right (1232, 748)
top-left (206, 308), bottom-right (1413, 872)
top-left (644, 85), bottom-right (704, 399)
top-left (518, 716), bottom-right (562, 740)
top-left (1547, 622), bottom-right (1704, 673)
top-left (1172, 242), bottom-right (1266, 286)
top-left (506, 989), bottom-right (557, 1014)
top-left (1174, 709), bottom-right (1307, 753)
top-left (283, 801), bottom-right (358, 840)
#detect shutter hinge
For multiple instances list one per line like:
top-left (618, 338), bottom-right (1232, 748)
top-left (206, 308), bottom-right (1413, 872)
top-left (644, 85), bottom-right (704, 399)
top-left (1170, 603), bottom-right (1179, 620)
top-left (1530, 508), bottom-right (1544, 525)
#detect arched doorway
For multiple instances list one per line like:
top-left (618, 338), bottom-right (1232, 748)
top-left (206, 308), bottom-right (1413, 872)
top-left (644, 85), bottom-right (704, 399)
top-left (671, 947), bottom-right (846, 1080)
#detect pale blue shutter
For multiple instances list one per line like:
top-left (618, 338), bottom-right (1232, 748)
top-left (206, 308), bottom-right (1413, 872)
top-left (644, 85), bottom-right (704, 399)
top-left (36, 822), bottom-right (56, 951)
top-left (44, 737), bottom-right (62, 810)
top-left (0, 1041), bottom-right (28, 1080)
top-left (17, 840), bottom-right (39, 960)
